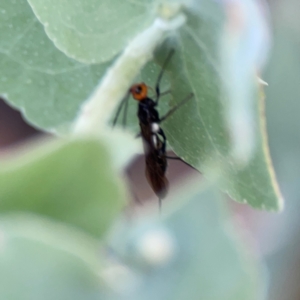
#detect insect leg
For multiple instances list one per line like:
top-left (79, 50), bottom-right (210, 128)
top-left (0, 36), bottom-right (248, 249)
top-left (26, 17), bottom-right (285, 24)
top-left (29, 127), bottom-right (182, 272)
top-left (157, 128), bottom-right (167, 153)
top-left (166, 155), bottom-right (198, 171)
top-left (160, 93), bottom-right (194, 123)
top-left (165, 156), bottom-right (182, 160)
top-left (159, 90), bottom-right (171, 97)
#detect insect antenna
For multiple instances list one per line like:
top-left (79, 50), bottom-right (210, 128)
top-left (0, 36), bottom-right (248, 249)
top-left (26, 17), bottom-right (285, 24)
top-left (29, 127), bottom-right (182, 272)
top-left (112, 92), bottom-right (130, 128)
top-left (122, 92), bottom-right (129, 127)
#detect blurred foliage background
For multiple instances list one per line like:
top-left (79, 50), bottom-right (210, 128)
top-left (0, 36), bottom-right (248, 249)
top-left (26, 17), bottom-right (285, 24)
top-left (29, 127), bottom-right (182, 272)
top-left (0, 0), bottom-right (299, 299)
top-left (263, 0), bottom-right (300, 299)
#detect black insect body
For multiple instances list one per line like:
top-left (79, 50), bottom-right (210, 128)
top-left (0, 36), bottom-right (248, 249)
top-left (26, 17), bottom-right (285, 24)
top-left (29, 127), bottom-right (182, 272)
top-left (113, 50), bottom-right (193, 207)
top-left (131, 83), bottom-right (169, 203)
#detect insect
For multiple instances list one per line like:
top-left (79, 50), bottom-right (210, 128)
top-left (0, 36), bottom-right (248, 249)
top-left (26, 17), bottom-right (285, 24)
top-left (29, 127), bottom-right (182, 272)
top-left (113, 50), bottom-right (193, 208)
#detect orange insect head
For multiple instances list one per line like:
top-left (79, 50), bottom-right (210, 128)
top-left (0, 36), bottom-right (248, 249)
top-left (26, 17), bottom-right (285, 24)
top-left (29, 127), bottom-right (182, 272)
top-left (130, 83), bottom-right (148, 101)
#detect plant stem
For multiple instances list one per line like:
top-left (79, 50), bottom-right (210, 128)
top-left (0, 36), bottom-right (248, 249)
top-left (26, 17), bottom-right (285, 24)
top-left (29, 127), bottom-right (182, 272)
top-left (73, 15), bottom-right (185, 136)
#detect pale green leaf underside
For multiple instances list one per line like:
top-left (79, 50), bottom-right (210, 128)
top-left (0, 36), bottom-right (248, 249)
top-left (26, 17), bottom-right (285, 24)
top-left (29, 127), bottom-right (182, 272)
top-left (164, 37), bottom-right (281, 211)
top-left (160, 10), bottom-right (281, 210)
top-left (107, 184), bottom-right (264, 300)
top-left (0, 0), bottom-right (109, 131)
top-left (223, 93), bottom-right (283, 210)
top-left (0, 138), bottom-right (126, 237)
top-left (27, 0), bottom-right (157, 63)
top-left (0, 215), bottom-right (104, 300)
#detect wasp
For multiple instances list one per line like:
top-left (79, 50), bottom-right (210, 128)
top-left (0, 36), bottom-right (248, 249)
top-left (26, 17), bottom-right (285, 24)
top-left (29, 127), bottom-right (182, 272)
top-left (113, 50), bottom-right (193, 207)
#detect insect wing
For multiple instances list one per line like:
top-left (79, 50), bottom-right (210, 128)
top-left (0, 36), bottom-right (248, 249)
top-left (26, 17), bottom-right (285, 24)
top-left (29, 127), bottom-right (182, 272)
top-left (145, 151), bottom-right (169, 199)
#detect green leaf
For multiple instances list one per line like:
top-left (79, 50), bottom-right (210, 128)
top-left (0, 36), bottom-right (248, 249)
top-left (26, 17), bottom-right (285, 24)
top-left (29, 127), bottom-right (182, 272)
top-left (153, 3), bottom-right (282, 210)
top-left (106, 183), bottom-right (265, 300)
top-left (0, 0), bottom-right (282, 211)
top-left (223, 90), bottom-right (283, 211)
top-left (119, 1), bottom-right (281, 210)
top-left (0, 214), bottom-right (105, 300)
top-left (27, 0), bottom-right (156, 63)
top-left (165, 5), bottom-right (228, 170)
top-left (113, 1), bottom-right (229, 171)
top-left (0, 138), bottom-right (126, 237)
top-left (0, 0), bottom-right (108, 131)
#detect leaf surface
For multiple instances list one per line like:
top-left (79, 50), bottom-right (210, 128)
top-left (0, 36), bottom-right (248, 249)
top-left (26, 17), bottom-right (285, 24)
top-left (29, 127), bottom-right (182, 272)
top-left (27, 0), bottom-right (156, 63)
top-left (0, 138), bottom-right (126, 237)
